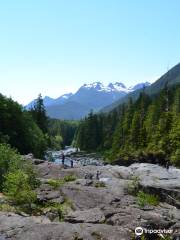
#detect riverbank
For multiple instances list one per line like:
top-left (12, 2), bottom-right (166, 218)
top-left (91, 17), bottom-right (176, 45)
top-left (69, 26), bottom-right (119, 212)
top-left (0, 154), bottom-right (180, 239)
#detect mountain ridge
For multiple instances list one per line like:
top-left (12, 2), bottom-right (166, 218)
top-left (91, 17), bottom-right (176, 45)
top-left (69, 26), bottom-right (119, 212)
top-left (102, 63), bottom-right (180, 113)
top-left (26, 81), bottom-right (150, 120)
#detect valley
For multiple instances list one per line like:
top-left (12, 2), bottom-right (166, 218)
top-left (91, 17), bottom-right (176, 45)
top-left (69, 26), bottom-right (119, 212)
top-left (0, 63), bottom-right (180, 240)
top-left (1, 2), bottom-right (180, 239)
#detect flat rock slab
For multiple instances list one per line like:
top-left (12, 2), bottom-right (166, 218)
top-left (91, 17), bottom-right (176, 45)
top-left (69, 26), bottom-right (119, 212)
top-left (16, 223), bottom-right (131, 240)
top-left (61, 183), bottom-right (116, 210)
top-left (0, 212), bottom-right (131, 240)
top-left (64, 208), bottom-right (105, 223)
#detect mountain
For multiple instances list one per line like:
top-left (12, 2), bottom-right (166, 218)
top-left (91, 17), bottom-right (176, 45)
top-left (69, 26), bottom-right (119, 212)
top-left (46, 101), bottom-right (90, 120)
top-left (26, 96), bottom-right (55, 109)
top-left (67, 82), bottom-right (130, 110)
top-left (102, 63), bottom-right (180, 113)
top-left (51, 93), bottom-right (73, 106)
top-left (26, 81), bottom-right (150, 120)
top-left (26, 93), bottom-right (73, 110)
top-left (128, 82), bottom-right (150, 91)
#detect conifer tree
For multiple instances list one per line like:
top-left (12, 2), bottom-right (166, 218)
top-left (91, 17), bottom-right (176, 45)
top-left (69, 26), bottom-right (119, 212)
top-left (31, 94), bottom-right (48, 133)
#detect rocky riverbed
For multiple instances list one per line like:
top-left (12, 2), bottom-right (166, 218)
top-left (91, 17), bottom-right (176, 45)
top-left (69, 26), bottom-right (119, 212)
top-left (0, 153), bottom-right (180, 240)
top-left (46, 147), bottom-right (104, 166)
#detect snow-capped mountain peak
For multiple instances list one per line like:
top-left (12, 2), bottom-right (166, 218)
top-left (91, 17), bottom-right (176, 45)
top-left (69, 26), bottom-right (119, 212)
top-left (83, 82), bottom-right (103, 89)
top-left (26, 81), bottom-right (151, 118)
top-left (128, 82), bottom-right (151, 91)
top-left (83, 81), bottom-right (129, 93)
top-left (61, 93), bottom-right (73, 99)
top-left (111, 82), bottom-right (128, 92)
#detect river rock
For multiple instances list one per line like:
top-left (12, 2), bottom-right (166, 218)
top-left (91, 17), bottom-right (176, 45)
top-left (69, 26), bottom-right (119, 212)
top-left (36, 184), bottom-right (63, 203)
top-left (64, 208), bottom-right (105, 223)
top-left (3, 154), bottom-right (180, 240)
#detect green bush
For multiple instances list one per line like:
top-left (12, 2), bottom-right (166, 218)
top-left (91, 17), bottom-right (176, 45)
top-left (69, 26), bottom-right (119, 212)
top-left (95, 181), bottom-right (106, 188)
top-left (47, 175), bottom-right (77, 189)
top-left (63, 175), bottom-right (77, 182)
top-left (23, 161), bottom-right (40, 189)
top-left (0, 144), bottom-right (23, 190)
top-left (127, 176), bottom-right (140, 195)
top-left (47, 179), bottom-right (65, 189)
top-left (137, 191), bottom-right (159, 207)
top-left (171, 149), bottom-right (180, 167)
top-left (3, 170), bottom-right (37, 210)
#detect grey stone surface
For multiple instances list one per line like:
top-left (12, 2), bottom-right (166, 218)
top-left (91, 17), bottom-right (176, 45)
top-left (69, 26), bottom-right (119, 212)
top-left (1, 156), bottom-right (180, 240)
top-left (64, 208), bottom-right (105, 223)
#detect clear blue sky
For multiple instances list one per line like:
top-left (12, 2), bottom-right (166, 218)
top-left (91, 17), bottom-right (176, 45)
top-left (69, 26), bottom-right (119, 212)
top-left (0, 0), bottom-right (180, 104)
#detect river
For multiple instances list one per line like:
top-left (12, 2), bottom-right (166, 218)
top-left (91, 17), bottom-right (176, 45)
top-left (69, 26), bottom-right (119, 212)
top-left (45, 146), bottom-right (104, 167)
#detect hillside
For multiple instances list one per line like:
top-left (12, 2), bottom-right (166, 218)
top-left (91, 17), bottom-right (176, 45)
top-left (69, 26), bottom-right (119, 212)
top-left (46, 101), bottom-right (90, 120)
top-left (75, 83), bottom-right (180, 166)
top-left (102, 62), bottom-right (180, 112)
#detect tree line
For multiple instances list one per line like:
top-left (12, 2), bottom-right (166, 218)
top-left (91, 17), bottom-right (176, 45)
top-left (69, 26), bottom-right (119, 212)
top-left (75, 85), bottom-right (180, 166)
top-left (48, 119), bottom-right (79, 150)
top-left (0, 93), bottom-right (47, 158)
top-left (0, 93), bottom-right (77, 158)
top-left (0, 93), bottom-right (78, 212)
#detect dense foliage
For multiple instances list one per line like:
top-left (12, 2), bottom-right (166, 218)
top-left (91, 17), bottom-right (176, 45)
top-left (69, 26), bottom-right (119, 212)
top-left (48, 119), bottom-right (79, 149)
top-left (30, 94), bottom-right (48, 134)
top-left (75, 85), bottom-right (180, 166)
top-left (0, 94), bottom-right (47, 158)
top-left (0, 144), bottom-right (38, 209)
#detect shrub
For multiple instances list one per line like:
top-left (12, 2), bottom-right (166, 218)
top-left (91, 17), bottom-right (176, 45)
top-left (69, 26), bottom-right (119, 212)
top-left (0, 144), bottom-right (23, 190)
top-left (23, 161), bottom-right (40, 189)
top-left (137, 191), bottom-right (159, 207)
top-left (63, 175), bottom-right (77, 182)
top-left (127, 176), bottom-right (140, 195)
top-left (3, 170), bottom-right (37, 210)
top-left (171, 149), bottom-right (180, 167)
top-left (47, 179), bottom-right (65, 189)
top-left (0, 203), bottom-right (16, 212)
top-left (95, 181), bottom-right (106, 188)
top-left (47, 175), bottom-right (77, 189)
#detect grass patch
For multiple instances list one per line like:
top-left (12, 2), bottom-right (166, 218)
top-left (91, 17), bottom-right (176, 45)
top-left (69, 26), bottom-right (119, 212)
top-left (95, 181), bottom-right (106, 188)
top-left (0, 203), bottom-right (16, 212)
top-left (63, 175), bottom-right (77, 182)
top-left (47, 175), bottom-right (77, 189)
top-left (137, 191), bottom-right (159, 207)
top-left (47, 179), bottom-right (65, 189)
top-left (43, 198), bottom-right (74, 221)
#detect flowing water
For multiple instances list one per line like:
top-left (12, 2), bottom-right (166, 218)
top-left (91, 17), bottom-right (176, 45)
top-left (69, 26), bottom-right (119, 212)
top-left (45, 146), bottom-right (104, 167)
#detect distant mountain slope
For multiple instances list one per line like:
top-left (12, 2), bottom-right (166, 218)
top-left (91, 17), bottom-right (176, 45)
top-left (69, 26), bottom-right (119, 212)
top-left (26, 93), bottom-right (73, 110)
top-left (26, 81), bottom-right (150, 120)
top-left (46, 101), bottom-right (90, 120)
top-left (26, 96), bottom-right (55, 109)
top-left (102, 63), bottom-right (180, 113)
top-left (68, 82), bottom-right (128, 110)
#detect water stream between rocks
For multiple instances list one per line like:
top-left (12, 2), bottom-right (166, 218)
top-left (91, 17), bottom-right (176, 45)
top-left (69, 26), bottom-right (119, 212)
top-left (46, 146), bottom-right (104, 167)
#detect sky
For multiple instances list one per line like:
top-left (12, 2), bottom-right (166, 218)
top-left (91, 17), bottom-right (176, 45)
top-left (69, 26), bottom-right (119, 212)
top-left (0, 0), bottom-right (180, 105)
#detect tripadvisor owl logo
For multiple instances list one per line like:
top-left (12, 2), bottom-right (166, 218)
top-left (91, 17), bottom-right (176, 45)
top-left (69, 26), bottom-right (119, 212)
top-left (135, 227), bottom-right (144, 236)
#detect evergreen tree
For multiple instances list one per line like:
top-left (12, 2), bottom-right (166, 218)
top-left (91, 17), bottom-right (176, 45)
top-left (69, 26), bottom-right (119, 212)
top-left (75, 84), bottom-right (180, 166)
top-left (31, 94), bottom-right (48, 133)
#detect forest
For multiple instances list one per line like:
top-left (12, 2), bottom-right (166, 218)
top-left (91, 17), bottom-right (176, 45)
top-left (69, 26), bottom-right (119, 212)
top-left (0, 94), bottom-right (77, 158)
top-left (75, 85), bottom-right (180, 166)
top-left (0, 93), bottom-right (78, 210)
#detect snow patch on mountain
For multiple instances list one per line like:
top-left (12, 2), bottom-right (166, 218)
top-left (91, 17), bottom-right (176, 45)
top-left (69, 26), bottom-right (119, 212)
top-left (82, 81), bottom-right (150, 93)
top-left (128, 82), bottom-right (151, 91)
